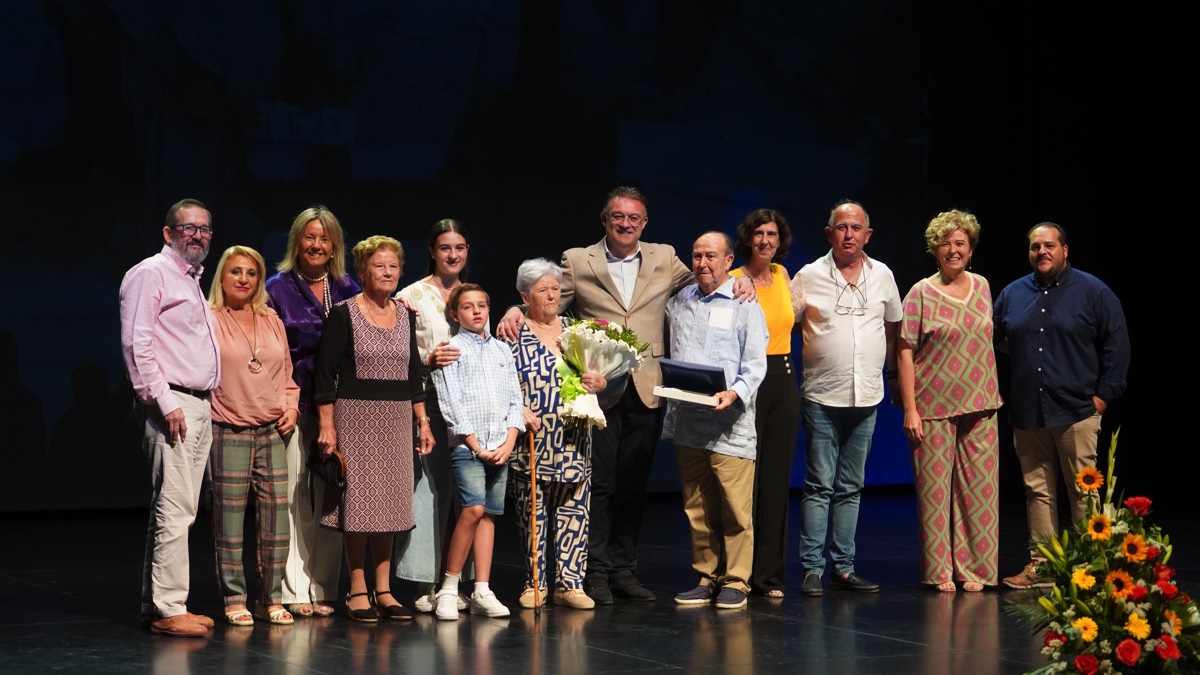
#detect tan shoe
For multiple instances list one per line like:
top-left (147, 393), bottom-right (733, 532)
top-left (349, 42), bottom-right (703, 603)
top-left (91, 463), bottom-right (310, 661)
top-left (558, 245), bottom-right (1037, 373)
top-left (553, 589), bottom-right (596, 610)
top-left (1003, 561), bottom-right (1054, 589)
top-left (149, 614), bottom-right (208, 637)
top-left (141, 612), bottom-right (215, 629)
top-left (518, 587), bottom-right (548, 608)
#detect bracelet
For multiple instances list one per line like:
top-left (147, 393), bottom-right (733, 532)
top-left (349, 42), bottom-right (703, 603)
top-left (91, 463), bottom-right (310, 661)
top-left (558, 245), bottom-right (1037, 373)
top-left (416, 416), bottom-right (431, 424)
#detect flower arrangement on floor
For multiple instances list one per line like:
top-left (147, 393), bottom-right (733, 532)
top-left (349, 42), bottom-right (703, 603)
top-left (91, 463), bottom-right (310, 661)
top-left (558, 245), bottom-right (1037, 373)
top-left (1006, 430), bottom-right (1199, 674)
top-left (555, 318), bottom-right (648, 429)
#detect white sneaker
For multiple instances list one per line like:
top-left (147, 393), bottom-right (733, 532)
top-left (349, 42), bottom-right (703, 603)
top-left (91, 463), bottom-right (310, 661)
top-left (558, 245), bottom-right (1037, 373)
top-left (413, 584), bottom-right (436, 613)
top-left (457, 591), bottom-right (470, 611)
top-left (469, 589), bottom-right (510, 618)
top-left (434, 589), bottom-right (460, 621)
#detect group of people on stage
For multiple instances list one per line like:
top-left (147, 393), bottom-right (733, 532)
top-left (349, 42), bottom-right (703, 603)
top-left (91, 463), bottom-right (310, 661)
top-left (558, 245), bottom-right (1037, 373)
top-left (121, 188), bottom-right (1128, 636)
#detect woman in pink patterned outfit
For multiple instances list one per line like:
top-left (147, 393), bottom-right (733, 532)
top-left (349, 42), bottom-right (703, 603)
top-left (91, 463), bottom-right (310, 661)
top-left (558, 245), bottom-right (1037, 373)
top-left (896, 210), bottom-right (1003, 592)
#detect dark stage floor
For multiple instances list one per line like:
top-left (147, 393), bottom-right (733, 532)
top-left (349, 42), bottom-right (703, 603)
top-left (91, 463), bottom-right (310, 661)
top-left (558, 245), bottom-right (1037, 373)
top-left (1, 489), bottom-right (1195, 675)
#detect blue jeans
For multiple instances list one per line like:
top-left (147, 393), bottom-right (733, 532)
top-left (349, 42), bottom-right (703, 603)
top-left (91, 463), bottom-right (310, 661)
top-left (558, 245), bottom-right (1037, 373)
top-left (798, 402), bottom-right (876, 576)
top-left (450, 445), bottom-right (509, 515)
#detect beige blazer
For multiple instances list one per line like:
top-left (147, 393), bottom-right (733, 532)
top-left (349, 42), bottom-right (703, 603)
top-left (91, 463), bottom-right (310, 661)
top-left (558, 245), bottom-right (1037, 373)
top-left (559, 240), bottom-right (693, 409)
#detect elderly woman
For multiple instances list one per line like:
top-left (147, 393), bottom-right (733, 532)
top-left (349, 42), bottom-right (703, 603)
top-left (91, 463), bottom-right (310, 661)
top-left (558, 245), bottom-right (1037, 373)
top-left (266, 205), bottom-right (361, 618)
top-left (393, 219), bottom-right (473, 614)
top-left (729, 208), bottom-right (800, 599)
top-left (207, 245), bottom-right (300, 625)
top-left (896, 209), bottom-right (1003, 592)
top-left (507, 258), bottom-right (606, 610)
top-left (314, 235), bottom-right (435, 621)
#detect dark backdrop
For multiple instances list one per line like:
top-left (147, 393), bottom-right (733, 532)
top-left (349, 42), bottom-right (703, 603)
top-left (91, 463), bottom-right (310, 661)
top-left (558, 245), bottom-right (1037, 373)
top-left (0, 1), bottom-right (1177, 512)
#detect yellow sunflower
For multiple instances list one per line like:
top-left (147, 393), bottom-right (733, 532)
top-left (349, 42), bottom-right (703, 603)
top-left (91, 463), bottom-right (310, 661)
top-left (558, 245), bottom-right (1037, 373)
top-left (1072, 616), bottom-right (1099, 642)
top-left (1121, 533), bottom-right (1148, 562)
top-left (1165, 609), bottom-right (1183, 635)
top-left (1087, 514), bottom-right (1113, 541)
top-left (1072, 567), bottom-right (1096, 590)
top-left (1107, 569), bottom-right (1135, 599)
top-left (1125, 612), bottom-right (1151, 640)
top-left (1076, 467), bottom-right (1104, 493)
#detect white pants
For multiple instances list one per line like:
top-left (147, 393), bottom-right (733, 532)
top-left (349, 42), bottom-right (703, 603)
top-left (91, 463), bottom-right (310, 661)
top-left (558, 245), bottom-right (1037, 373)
top-left (281, 415), bottom-right (344, 604)
top-left (140, 392), bottom-right (211, 618)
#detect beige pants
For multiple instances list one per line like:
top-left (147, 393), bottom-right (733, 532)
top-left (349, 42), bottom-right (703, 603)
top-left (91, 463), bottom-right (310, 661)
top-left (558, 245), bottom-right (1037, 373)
top-left (1013, 412), bottom-right (1102, 558)
top-left (281, 415), bottom-right (345, 604)
top-left (676, 445), bottom-right (755, 593)
top-left (140, 392), bottom-right (211, 618)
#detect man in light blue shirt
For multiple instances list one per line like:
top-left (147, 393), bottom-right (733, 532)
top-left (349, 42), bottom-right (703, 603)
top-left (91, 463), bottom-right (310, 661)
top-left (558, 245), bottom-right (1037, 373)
top-left (664, 232), bottom-right (768, 610)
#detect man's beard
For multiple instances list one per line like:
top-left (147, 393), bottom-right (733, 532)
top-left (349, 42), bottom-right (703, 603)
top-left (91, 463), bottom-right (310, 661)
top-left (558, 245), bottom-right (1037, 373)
top-left (172, 237), bottom-right (209, 267)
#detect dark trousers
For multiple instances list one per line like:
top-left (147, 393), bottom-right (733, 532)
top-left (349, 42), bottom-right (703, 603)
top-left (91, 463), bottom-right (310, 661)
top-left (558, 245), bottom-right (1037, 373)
top-left (586, 386), bottom-right (661, 584)
top-left (750, 355), bottom-right (801, 592)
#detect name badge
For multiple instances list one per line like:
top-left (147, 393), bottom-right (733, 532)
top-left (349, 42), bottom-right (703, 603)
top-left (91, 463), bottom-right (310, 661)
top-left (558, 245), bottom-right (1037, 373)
top-left (708, 307), bottom-right (733, 330)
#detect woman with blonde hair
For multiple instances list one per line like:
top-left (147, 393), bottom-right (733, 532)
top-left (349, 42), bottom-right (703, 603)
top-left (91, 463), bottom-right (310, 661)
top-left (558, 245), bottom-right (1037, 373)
top-left (896, 209), bottom-right (1003, 592)
top-left (314, 235), bottom-right (435, 622)
top-left (266, 206), bottom-right (360, 617)
top-left (208, 245), bottom-right (300, 624)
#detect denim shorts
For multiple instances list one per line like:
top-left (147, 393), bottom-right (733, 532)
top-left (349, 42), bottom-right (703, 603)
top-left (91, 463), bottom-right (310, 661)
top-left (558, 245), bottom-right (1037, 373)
top-left (450, 445), bottom-right (509, 515)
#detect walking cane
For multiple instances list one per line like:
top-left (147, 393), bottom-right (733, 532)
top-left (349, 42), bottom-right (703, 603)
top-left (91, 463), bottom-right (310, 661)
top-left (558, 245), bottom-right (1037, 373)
top-left (528, 430), bottom-right (541, 616)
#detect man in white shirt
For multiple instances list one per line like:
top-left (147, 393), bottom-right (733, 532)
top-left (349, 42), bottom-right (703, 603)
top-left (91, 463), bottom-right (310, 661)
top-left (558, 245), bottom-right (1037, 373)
top-left (790, 200), bottom-right (902, 596)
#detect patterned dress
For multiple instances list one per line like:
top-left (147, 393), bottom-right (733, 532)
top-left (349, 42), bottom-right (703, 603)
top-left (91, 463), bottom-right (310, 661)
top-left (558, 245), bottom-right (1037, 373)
top-left (315, 299), bottom-right (422, 534)
top-left (901, 272), bottom-right (1003, 585)
top-left (509, 319), bottom-right (591, 591)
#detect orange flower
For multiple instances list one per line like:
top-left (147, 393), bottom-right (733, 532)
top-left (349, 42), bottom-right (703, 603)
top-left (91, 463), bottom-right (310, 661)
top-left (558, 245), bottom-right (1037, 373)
top-left (1087, 514), bottom-right (1112, 541)
top-left (1072, 567), bottom-right (1096, 590)
top-left (1076, 467), bottom-right (1104, 493)
top-left (1122, 533), bottom-right (1148, 562)
top-left (1164, 609), bottom-right (1183, 635)
top-left (1108, 569), bottom-right (1136, 599)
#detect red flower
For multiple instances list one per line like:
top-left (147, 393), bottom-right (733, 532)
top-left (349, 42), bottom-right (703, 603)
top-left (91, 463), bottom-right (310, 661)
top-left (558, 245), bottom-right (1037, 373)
top-left (1154, 563), bottom-right (1176, 581)
top-left (1181, 593), bottom-right (1193, 604)
top-left (1115, 638), bottom-right (1142, 667)
top-left (1124, 496), bottom-right (1152, 516)
top-left (1044, 630), bottom-right (1066, 648)
top-left (1128, 584), bottom-right (1148, 602)
top-left (1156, 634), bottom-right (1182, 661)
top-left (1157, 580), bottom-right (1179, 600)
top-left (1074, 654), bottom-right (1100, 675)
top-left (1146, 545), bottom-right (1160, 561)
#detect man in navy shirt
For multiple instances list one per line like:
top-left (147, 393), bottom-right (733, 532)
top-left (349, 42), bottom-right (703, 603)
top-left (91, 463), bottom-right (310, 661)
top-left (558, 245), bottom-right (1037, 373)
top-left (993, 222), bottom-right (1129, 589)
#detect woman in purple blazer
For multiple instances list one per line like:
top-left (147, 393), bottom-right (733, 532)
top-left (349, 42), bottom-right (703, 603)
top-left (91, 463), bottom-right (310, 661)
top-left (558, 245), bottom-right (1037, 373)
top-left (265, 205), bottom-right (360, 618)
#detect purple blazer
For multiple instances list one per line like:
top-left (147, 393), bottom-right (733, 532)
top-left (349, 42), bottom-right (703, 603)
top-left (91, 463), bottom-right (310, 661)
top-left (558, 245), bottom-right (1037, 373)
top-left (265, 270), bottom-right (361, 415)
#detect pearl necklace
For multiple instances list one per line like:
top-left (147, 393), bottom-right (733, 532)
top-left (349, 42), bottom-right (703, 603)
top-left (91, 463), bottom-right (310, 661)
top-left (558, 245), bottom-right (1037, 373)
top-left (297, 270), bottom-right (333, 317)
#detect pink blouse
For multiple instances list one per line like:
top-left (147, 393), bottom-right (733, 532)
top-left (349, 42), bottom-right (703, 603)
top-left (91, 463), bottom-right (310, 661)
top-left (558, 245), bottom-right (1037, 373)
top-left (211, 307), bottom-right (300, 426)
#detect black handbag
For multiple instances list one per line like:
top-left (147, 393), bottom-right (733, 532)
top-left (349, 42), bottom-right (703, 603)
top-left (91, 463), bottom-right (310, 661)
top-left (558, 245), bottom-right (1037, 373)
top-left (306, 439), bottom-right (347, 489)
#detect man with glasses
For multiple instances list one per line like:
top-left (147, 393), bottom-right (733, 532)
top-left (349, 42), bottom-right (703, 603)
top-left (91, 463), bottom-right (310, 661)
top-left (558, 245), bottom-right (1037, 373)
top-left (790, 199), bottom-right (901, 596)
top-left (120, 198), bottom-right (221, 637)
top-left (498, 186), bottom-right (752, 604)
top-left (994, 222), bottom-right (1129, 589)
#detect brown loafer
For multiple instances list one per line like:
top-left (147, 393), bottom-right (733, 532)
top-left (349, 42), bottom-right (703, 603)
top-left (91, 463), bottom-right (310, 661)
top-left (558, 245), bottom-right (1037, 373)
top-left (149, 614), bottom-right (208, 637)
top-left (141, 612), bottom-right (214, 629)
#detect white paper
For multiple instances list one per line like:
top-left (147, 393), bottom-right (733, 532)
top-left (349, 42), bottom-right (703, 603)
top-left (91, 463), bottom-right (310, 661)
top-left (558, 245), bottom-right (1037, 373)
top-left (708, 307), bottom-right (733, 330)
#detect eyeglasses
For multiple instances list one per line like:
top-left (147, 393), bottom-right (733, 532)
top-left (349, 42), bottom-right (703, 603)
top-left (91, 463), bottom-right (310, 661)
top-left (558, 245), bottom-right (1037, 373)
top-left (606, 212), bottom-right (645, 226)
top-left (835, 284), bottom-right (867, 316)
top-left (175, 223), bottom-right (214, 238)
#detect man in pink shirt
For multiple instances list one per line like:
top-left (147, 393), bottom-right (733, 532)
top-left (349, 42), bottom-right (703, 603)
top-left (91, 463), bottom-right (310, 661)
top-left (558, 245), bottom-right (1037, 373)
top-left (120, 199), bottom-right (221, 637)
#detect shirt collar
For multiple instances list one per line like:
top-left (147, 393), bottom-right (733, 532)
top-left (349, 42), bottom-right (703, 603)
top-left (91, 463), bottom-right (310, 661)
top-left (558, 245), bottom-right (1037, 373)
top-left (821, 249), bottom-right (875, 272)
top-left (160, 244), bottom-right (204, 279)
top-left (1030, 262), bottom-right (1074, 290)
top-left (459, 329), bottom-right (491, 344)
top-left (603, 237), bottom-right (642, 263)
top-left (700, 276), bottom-right (736, 299)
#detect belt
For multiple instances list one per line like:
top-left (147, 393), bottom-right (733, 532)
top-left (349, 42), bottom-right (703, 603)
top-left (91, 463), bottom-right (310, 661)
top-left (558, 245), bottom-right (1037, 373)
top-left (169, 383), bottom-right (210, 400)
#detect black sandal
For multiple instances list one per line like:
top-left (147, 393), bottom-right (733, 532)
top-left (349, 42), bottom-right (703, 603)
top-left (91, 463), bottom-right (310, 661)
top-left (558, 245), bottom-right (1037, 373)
top-left (345, 592), bottom-right (378, 623)
top-left (372, 590), bottom-right (414, 620)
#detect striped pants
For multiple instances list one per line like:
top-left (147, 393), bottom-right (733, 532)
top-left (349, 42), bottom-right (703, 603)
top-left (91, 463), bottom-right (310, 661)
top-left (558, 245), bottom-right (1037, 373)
top-left (210, 422), bottom-right (290, 607)
top-left (511, 473), bottom-right (590, 591)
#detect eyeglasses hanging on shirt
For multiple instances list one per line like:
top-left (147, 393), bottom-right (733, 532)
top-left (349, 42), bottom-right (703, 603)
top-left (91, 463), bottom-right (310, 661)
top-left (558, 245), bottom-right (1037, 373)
top-left (831, 264), bottom-right (868, 316)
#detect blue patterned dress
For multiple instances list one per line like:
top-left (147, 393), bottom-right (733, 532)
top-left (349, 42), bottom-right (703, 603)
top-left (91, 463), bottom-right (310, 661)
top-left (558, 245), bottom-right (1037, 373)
top-left (509, 319), bottom-right (591, 591)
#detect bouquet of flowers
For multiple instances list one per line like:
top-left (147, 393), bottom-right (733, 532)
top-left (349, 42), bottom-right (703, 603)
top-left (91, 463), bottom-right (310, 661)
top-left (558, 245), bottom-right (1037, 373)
top-left (1006, 430), bottom-right (1199, 674)
top-left (555, 318), bottom-right (648, 430)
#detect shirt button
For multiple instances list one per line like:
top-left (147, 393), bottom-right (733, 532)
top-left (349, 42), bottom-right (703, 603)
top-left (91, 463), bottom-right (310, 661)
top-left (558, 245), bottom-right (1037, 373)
top-left (1037, 367), bottom-right (1042, 372)
top-left (1041, 308), bottom-right (1045, 313)
top-left (1039, 328), bottom-right (1044, 332)
top-left (1038, 348), bottom-right (1043, 352)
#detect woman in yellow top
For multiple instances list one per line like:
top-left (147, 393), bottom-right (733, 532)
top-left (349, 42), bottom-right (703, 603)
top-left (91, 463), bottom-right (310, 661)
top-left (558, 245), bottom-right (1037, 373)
top-left (730, 208), bottom-right (799, 598)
